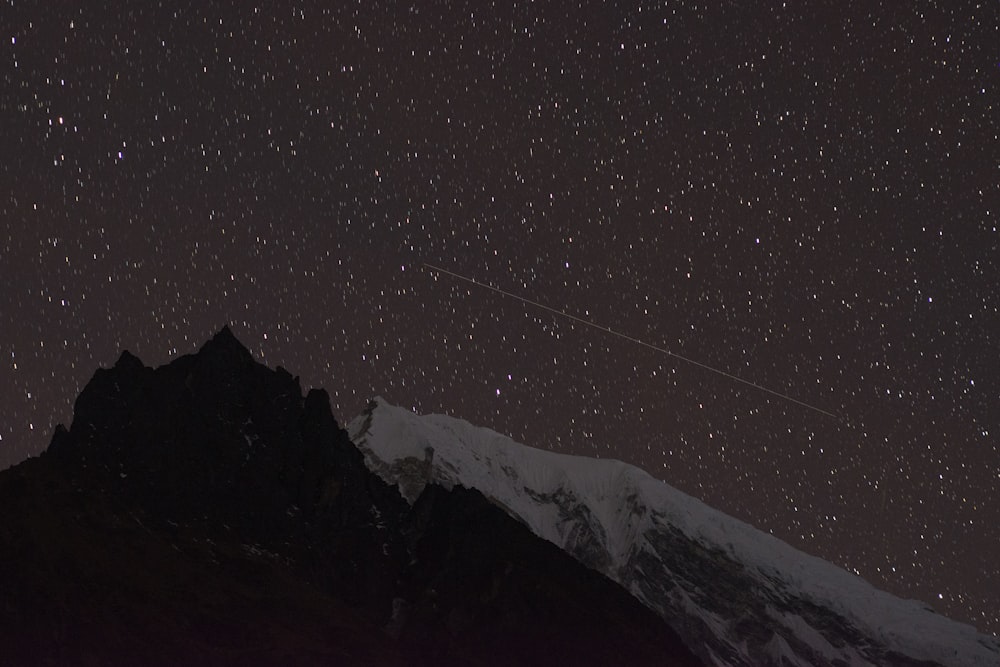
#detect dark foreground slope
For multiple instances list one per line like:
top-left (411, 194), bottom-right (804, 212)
top-left (0, 328), bottom-right (701, 667)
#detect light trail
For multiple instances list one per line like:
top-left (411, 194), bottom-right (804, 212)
top-left (423, 262), bottom-right (841, 421)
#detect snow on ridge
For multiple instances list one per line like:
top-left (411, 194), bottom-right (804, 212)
top-left (348, 397), bottom-right (999, 667)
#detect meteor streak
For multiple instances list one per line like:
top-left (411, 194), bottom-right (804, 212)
top-left (423, 262), bottom-right (840, 420)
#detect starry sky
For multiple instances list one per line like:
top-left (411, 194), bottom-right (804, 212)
top-left (2, 0), bottom-right (998, 635)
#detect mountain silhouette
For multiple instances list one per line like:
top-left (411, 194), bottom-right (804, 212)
top-left (0, 327), bottom-right (700, 666)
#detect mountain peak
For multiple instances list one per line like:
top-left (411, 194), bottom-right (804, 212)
top-left (2, 334), bottom-right (699, 666)
top-left (210, 324), bottom-right (240, 345)
top-left (196, 325), bottom-right (254, 365)
top-left (113, 349), bottom-right (144, 371)
top-left (49, 327), bottom-right (331, 528)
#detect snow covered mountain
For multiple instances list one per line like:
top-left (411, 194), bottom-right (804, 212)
top-left (349, 397), bottom-right (1000, 667)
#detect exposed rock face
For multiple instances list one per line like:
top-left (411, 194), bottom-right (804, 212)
top-left (0, 328), bottom-right (701, 666)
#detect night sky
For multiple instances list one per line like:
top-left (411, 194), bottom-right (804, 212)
top-left (2, 0), bottom-right (998, 634)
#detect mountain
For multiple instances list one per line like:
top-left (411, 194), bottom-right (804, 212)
top-left (349, 397), bottom-right (1000, 667)
top-left (0, 328), bottom-right (700, 666)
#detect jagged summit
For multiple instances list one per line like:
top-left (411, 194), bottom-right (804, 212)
top-left (200, 324), bottom-right (256, 364)
top-left (47, 328), bottom-right (399, 549)
top-left (0, 331), bottom-right (699, 666)
top-left (212, 323), bottom-right (241, 343)
top-left (113, 348), bottom-right (144, 371)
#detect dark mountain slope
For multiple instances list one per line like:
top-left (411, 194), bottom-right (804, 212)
top-left (0, 327), bottom-right (700, 666)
